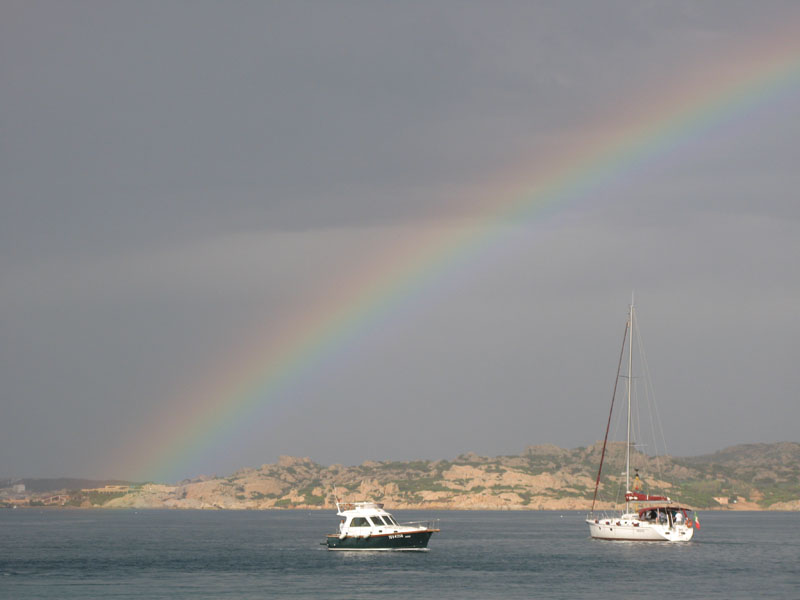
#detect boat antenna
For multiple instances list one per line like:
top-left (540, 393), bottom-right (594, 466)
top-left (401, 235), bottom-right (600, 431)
top-left (590, 318), bottom-right (630, 514)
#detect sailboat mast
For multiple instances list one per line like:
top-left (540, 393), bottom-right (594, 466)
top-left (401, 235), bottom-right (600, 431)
top-left (625, 302), bottom-right (634, 511)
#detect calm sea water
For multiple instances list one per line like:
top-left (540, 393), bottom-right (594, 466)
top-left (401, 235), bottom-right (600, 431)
top-left (1, 509), bottom-right (798, 599)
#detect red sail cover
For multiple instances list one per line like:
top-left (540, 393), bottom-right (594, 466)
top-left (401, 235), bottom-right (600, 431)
top-left (625, 492), bottom-right (670, 502)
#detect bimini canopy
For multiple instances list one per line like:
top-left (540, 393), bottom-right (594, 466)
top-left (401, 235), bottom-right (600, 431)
top-left (625, 491), bottom-right (670, 502)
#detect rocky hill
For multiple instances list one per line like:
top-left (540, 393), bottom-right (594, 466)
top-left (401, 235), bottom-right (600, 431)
top-left (79, 441), bottom-right (800, 511)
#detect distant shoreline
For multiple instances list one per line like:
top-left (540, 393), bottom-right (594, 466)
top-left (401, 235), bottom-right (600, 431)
top-left (3, 442), bottom-right (798, 512)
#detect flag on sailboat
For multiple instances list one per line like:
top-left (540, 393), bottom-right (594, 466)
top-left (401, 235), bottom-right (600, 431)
top-left (694, 512), bottom-right (701, 530)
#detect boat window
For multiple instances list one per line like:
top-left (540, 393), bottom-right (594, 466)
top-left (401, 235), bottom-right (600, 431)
top-left (369, 516), bottom-right (387, 526)
top-left (386, 516), bottom-right (398, 525)
top-left (349, 517), bottom-right (369, 527)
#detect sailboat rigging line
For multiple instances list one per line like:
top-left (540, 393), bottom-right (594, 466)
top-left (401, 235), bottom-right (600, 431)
top-left (590, 319), bottom-right (629, 514)
top-left (635, 319), bottom-right (669, 481)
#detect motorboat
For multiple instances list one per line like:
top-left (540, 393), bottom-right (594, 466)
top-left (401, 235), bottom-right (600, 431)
top-left (325, 500), bottom-right (439, 551)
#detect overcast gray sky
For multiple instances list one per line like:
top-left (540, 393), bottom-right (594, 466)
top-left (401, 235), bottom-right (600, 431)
top-left (2, 1), bottom-right (799, 482)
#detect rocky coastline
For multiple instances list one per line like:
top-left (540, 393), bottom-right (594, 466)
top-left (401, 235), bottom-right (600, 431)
top-left (3, 442), bottom-right (799, 511)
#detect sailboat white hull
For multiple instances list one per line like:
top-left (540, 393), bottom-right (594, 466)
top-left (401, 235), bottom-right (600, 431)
top-left (587, 517), bottom-right (694, 542)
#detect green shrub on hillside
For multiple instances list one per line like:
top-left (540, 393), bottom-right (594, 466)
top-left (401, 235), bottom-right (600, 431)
top-left (757, 482), bottom-right (800, 507)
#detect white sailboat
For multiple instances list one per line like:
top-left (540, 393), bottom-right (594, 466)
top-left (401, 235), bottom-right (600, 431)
top-left (586, 301), bottom-right (697, 542)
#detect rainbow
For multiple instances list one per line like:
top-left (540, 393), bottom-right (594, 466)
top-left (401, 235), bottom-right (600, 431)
top-left (121, 26), bottom-right (800, 482)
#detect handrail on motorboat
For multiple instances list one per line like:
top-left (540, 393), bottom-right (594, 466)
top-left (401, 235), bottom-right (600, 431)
top-left (335, 501), bottom-right (385, 512)
top-left (399, 518), bottom-right (440, 531)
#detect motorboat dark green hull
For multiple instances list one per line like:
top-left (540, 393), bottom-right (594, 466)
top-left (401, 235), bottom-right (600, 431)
top-left (326, 529), bottom-right (435, 551)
